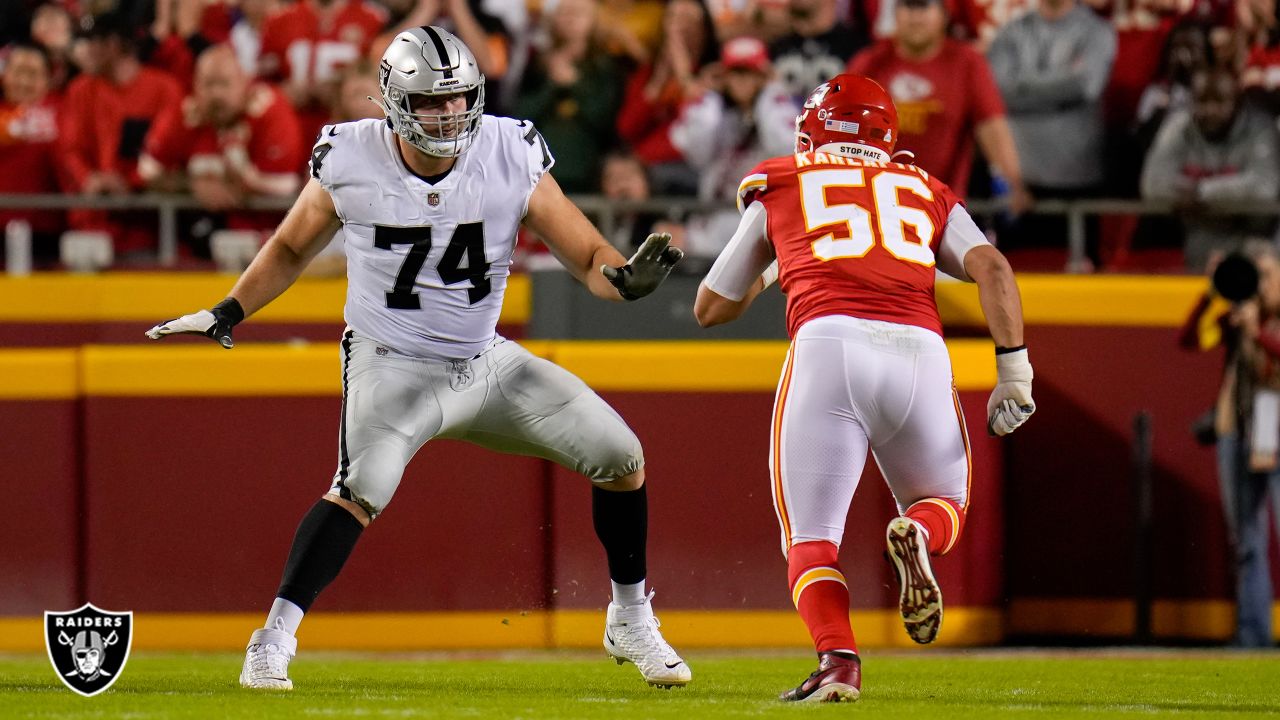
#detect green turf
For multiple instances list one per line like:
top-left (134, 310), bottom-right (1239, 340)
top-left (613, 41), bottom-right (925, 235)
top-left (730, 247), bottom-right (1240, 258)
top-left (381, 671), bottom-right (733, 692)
top-left (1, 650), bottom-right (1278, 718)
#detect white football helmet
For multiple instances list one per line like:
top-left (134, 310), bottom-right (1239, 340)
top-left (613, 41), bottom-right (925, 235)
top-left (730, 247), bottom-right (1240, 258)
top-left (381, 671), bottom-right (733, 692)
top-left (376, 26), bottom-right (485, 157)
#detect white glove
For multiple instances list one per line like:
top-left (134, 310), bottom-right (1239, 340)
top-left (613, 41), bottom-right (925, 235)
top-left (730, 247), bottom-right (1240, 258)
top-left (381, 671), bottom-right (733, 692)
top-left (145, 298), bottom-right (244, 349)
top-left (987, 347), bottom-right (1034, 437)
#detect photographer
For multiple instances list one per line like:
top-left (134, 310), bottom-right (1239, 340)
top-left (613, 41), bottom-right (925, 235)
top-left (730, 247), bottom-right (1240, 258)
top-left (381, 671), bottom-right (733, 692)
top-left (1180, 242), bottom-right (1280, 647)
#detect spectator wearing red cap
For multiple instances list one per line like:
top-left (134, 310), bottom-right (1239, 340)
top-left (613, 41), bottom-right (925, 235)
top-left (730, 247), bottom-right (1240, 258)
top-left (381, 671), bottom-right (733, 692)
top-left (669, 35), bottom-right (798, 257)
top-left (140, 45), bottom-right (305, 239)
top-left (257, 0), bottom-right (387, 142)
top-left (849, 0), bottom-right (1028, 209)
top-left (0, 43), bottom-right (63, 263)
top-left (769, 0), bottom-right (869, 104)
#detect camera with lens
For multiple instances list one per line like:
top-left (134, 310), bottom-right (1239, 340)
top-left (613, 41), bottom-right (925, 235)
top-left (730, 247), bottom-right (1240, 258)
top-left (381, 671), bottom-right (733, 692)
top-left (1213, 252), bottom-right (1260, 302)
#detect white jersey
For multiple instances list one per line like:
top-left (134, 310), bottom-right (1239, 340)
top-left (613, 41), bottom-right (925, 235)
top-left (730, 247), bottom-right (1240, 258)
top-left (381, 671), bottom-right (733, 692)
top-left (310, 115), bottom-right (554, 359)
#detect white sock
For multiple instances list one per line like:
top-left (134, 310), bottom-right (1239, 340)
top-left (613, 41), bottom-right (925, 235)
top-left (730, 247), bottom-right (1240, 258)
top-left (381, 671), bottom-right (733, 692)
top-left (612, 580), bottom-right (646, 606)
top-left (265, 598), bottom-right (305, 636)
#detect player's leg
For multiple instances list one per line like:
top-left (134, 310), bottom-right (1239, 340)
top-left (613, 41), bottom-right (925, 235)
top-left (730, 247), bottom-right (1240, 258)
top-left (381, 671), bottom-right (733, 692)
top-left (869, 336), bottom-right (971, 645)
top-left (771, 334), bottom-right (869, 703)
top-left (462, 340), bottom-right (689, 687)
top-left (242, 331), bottom-right (446, 689)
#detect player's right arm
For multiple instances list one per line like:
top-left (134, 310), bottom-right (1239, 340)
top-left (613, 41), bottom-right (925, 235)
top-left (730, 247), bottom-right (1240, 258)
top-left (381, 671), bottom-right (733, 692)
top-left (144, 178), bottom-right (341, 348)
top-left (694, 201), bottom-right (776, 327)
top-left (962, 241), bottom-right (1035, 437)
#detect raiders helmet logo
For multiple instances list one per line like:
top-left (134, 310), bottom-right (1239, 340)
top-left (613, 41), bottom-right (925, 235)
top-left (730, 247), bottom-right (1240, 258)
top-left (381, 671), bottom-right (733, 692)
top-left (427, 192), bottom-right (441, 207)
top-left (45, 603), bottom-right (133, 697)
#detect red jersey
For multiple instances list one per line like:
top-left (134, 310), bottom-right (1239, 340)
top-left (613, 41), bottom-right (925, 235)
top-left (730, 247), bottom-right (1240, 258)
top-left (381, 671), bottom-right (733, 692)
top-left (738, 152), bottom-right (963, 337)
top-left (848, 40), bottom-right (1004, 197)
top-left (141, 83), bottom-right (305, 230)
top-left (0, 98), bottom-right (63, 233)
top-left (59, 67), bottom-right (182, 190)
top-left (258, 0), bottom-right (385, 86)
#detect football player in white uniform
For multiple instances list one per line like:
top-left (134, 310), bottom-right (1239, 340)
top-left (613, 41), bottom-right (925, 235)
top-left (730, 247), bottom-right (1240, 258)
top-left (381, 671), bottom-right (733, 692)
top-left (146, 27), bottom-right (689, 690)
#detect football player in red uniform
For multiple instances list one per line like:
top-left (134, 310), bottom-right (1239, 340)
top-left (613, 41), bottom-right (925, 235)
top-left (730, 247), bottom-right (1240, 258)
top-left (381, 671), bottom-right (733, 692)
top-left (695, 74), bottom-right (1035, 702)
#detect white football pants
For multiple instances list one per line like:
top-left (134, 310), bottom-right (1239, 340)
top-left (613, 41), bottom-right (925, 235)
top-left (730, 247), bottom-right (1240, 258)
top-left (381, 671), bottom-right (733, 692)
top-left (330, 330), bottom-right (644, 517)
top-left (769, 315), bottom-right (972, 555)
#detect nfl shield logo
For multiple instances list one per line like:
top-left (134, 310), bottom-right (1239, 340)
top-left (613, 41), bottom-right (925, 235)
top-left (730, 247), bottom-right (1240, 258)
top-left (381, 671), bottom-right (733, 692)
top-left (44, 603), bottom-right (133, 697)
top-left (427, 192), bottom-right (441, 207)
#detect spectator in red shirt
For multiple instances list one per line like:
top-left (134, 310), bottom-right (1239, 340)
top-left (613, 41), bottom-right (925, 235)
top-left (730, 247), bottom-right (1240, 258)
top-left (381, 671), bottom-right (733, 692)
top-left (140, 45), bottom-right (305, 235)
top-left (257, 0), bottom-right (387, 141)
top-left (0, 43), bottom-right (62, 263)
top-left (849, 0), bottom-right (1028, 209)
top-left (59, 13), bottom-right (183, 255)
top-left (615, 0), bottom-right (719, 189)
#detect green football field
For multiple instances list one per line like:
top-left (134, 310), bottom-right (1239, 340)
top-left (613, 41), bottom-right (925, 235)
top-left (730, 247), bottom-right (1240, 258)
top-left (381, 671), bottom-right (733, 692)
top-left (2, 649), bottom-right (1278, 718)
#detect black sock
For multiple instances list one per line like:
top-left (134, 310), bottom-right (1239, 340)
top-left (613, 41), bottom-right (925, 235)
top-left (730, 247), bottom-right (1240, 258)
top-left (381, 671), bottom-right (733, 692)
top-left (276, 499), bottom-right (365, 612)
top-left (592, 484), bottom-right (647, 585)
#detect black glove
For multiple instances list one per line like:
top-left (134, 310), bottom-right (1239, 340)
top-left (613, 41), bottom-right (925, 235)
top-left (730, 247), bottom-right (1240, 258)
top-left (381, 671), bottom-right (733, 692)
top-left (145, 298), bottom-right (245, 349)
top-left (600, 233), bottom-right (684, 301)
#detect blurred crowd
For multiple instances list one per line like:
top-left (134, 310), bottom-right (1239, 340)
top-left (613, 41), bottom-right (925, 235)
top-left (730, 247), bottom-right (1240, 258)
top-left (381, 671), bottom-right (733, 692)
top-left (4, 0), bottom-right (1280, 270)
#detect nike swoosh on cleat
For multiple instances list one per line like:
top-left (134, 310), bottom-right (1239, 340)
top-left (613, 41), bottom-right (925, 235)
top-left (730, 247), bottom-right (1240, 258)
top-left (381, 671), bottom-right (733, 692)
top-left (606, 632), bottom-right (616, 645)
top-left (665, 661), bottom-right (683, 669)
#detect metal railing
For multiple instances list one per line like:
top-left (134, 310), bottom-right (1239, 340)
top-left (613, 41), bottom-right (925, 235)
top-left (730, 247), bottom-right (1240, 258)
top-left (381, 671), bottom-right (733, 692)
top-left (4, 193), bottom-right (1280, 272)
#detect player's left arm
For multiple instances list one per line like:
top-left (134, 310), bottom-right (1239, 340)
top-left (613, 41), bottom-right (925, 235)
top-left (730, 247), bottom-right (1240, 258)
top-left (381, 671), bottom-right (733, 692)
top-left (694, 201), bottom-right (775, 327)
top-left (523, 171), bottom-right (682, 302)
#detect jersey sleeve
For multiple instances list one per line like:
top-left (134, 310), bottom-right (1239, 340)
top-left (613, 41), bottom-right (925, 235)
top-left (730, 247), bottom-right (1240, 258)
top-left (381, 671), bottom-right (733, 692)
top-left (510, 118), bottom-right (555, 214)
top-left (307, 124), bottom-right (350, 220)
top-left (703, 201), bottom-right (775, 301)
top-left (516, 119), bottom-right (554, 183)
top-left (309, 125), bottom-right (338, 190)
top-left (736, 160), bottom-right (772, 213)
top-left (936, 203), bottom-right (991, 282)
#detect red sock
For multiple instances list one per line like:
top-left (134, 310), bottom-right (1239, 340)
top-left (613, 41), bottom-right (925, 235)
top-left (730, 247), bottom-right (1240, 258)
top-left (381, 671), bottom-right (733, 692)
top-left (787, 541), bottom-right (856, 654)
top-left (905, 497), bottom-right (966, 555)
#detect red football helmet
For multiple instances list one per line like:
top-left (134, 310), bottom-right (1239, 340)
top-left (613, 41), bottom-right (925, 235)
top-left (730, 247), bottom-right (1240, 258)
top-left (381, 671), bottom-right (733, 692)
top-left (794, 74), bottom-right (899, 158)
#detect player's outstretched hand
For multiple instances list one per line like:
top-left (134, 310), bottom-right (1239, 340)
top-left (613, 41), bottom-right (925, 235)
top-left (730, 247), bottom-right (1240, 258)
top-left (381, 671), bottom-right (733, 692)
top-left (600, 232), bottom-right (684, 301)
top-left (145, 298), bottom-right (244, 349)
top-left (987, 347), bottom-right (1034, 437)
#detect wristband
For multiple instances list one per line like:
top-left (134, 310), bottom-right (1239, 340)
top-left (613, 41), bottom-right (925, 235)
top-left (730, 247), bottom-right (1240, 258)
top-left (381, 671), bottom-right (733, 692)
top-left (212, 297), bottom-right (245, 326)
top-left (995, 344), bottom-right (1026, 355)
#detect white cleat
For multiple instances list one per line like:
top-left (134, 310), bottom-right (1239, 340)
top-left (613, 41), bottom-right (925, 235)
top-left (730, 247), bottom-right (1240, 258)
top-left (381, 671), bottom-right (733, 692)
top-left (603, 591), bottom-right (691, 688)
top-left (886, 516), bottom-right (943, 644)
top-left (239, 626), bottom-right (297, 690)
